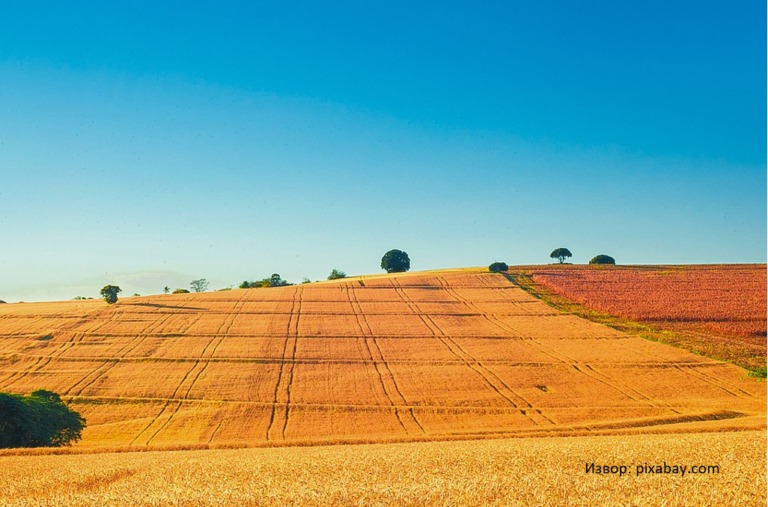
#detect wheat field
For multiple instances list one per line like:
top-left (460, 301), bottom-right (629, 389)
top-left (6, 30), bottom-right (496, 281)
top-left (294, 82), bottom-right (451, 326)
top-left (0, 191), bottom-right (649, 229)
top-left (0, 269), bottom-right (764, 449)
top-left (0, 430), bottom-right (763, 506)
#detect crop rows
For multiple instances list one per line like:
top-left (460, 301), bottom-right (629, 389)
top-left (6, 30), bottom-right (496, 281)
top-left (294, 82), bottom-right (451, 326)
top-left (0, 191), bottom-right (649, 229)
top-left (0, 268), bottom-right (764, 449)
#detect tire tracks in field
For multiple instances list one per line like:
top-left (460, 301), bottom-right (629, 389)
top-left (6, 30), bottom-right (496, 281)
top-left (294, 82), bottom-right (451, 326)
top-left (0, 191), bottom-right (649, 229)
top-left (392, 278), bottom-right (549, 426)
top-left (139, 292), bottom-right (249, 446)
top-left (485, 312), bottom-right (681, 414)
top-left (438, 277), bottom-right (555, 426)
top-left (347, 283), bottom-right (424, 435)
top-left (266, 286), bottom-right (303, 441)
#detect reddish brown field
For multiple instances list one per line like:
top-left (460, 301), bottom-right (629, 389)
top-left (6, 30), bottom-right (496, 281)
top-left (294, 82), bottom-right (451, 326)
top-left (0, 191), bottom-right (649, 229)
top-left (517, 264), bottom-right (767, 372)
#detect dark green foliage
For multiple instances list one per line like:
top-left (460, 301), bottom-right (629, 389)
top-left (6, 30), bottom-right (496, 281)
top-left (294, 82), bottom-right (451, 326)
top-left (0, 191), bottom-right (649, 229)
top-left (0, 390), bottom-right (85, 448)
top-left (100, 285), bottom-right (122, 304)
top-left (328, 269), bottom-right (347, 280)
top-left (589, 254), bottom-right (616, 265)
top-left (549, 248), bottom-right (572, 264)
top-left (163, 286), bottom-right (170, 294)
top-left (172, 288), bottom-right (190, 294)
top-left (240, 274), bottom-right (292, 289)
top-left (381, 249), bottom-right (410, 273)
top-left (489, 262), bottom-right (509, 273)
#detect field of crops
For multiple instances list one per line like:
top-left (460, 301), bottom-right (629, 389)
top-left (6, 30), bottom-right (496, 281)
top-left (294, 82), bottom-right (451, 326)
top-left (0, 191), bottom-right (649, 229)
top-left (0, 268), bottom-right (763, 450)
top-left (0, 430), bottom-right (763, 506)
top-left (525, 264), bottom-right (767, 371)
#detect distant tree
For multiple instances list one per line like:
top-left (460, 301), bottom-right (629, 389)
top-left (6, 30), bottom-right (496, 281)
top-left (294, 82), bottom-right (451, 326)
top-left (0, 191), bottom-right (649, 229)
top-left (0, 300), bottom-right (5, 304)
top-left (381, 249), bottom-right (411, 273)
top-left (190, 279), bottom-right (209, 293)
top-left (0, 390), bottom-right (85, 448)
top-left (172, 288), bottom-right (190, 294)
top-left (100, 285), bottom-right (122, 304)
top-left (132, 293), bottom-right (140, 297)
top-left (269, 274), bottom-right (290, 287)
top-left (72, 296), bottom-right (88, 300)
top-left (301, 277), bottom-right (312, 284)
top-left (589, 254), bottom-right (616, 265)
top-left (163, 286), bottom-right (170, 294)
top-left (550, 248), bottom-right (573, 264)
top-left (217, 287), bottom-right (233, 291)
top-left (239, 280), bottom-right (253, 289)
top-left (328, 269), bottom-right (347, 280)
top-left (489, 262), bottom-right (509, 273)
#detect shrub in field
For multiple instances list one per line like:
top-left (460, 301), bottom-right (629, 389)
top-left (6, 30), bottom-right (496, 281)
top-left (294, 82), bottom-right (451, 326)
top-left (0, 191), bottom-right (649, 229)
top-left (550, 248), bottom-right (572, 264)
top-left (328, 269), bottom-right (347, 280)
top-left (172, 289), bottom-right (190, 294)
top-left (589, 255), bottom-right (616, 265)
top-left (100, 285), bottom-right (122, 304)
top-left (489, 262), bottom-right (509, 273)
top-left (381, 249), bottom-right (410, 273)
top-left (240, 274), bottom-right (291, 289)
top-left (0, 390), bottom-right (85, 448)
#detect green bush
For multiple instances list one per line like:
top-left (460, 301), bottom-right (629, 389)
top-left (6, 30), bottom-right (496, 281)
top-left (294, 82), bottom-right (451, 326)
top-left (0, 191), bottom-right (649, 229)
top-left (0, 390), bottom-right (85, 448)
top-left (328, 269), bottom-right (347, 280)
top-left (172, 288), bottom-right (190, 294)
top-left (100, 285), bottom-right (122, 304)
top-left (589, 254), bottom-right (616, 265)
top-left (488, 262), bottom-right (509, 273)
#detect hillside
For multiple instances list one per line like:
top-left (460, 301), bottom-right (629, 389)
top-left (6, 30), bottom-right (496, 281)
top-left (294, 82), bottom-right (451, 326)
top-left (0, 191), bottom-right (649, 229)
top-left (0, 268), bottom-right (764, 450)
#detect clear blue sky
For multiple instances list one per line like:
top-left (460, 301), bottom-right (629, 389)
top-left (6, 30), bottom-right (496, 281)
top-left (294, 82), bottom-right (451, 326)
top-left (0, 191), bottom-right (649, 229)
top-left (1, 1), bottom-right (765, 302)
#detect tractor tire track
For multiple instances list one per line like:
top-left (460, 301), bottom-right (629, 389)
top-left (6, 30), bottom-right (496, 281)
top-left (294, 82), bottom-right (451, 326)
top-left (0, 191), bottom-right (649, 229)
top-left (266, 286), bottom-right (302, 441)
top-left (348, 284), bottom-right (423, 434)
top-left (392, 278), bottom-right (547, 425)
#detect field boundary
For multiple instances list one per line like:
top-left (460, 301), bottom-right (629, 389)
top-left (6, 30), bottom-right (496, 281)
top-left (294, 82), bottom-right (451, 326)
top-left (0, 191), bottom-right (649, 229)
top-left (503, 269), bottom-right (767, 378)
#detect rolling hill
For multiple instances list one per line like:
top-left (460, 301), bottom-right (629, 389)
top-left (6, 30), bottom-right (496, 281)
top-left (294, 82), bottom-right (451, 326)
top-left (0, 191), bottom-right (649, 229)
top-left (0, 268), bottom-right (763, 450)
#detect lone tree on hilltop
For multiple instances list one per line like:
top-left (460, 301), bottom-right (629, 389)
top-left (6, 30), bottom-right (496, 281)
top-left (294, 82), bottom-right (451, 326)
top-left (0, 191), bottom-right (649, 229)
top-left (381, 249), bottom-right (410, 273)
top-left (172, 288), bottom-right (190, 294)
top-left (489, 262), bottom-right (509, 273)
top-left (589, 254), bottom-right (616, 265)
top-left (550, 248), bottom-right (572, 264)
top-left (190, 279), bottom-right (209, 293)
top-left (100, 285), bottom-right (121, 304)
top-left (328, 269), bottom-right (347, 280)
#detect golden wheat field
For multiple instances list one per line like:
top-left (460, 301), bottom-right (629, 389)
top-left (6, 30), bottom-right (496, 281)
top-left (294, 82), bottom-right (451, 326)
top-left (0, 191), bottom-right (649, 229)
top-left (0, 431), bottom-right (764, 506)
top-left (0, 269), bottom-right (764, 448)
top-left (0, 267), bottom-right (765, 505)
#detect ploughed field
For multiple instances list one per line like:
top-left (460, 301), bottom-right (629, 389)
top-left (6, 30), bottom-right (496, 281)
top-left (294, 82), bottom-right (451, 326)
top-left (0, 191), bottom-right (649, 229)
top-left (0, 269), bottom-right (764, 449)
top-left (521, 264), bottom-right (767, 372)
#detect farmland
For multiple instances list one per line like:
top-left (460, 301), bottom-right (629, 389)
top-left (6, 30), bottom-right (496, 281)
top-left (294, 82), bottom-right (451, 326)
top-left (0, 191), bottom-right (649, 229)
top-left (0, 267), bottom-right (764, 505)
top-left (511, 264), bottom-right (767, 373)
top-left (0, 430), bottom-right (763, 506)
top-left (0, 268), bottom-right (763, 449)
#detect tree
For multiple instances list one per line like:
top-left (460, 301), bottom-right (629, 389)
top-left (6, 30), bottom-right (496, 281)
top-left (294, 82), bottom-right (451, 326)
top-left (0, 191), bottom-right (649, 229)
top-left (0, 390), bottom-right (85, 448)
top-left (190, 279), bottom-right (209, 293)
top-left (589, 254), bottom-right (616, 265)
top-left (328, 269), bottom-right (347, 280)
top-left (172, 288), bottom-right (190, 294)
top-left (549, 248), bottom-right (572, 264)
top-left (489, 261), bottom-right (509, 273)
top-left (163, 286), bottom-right (170, 294)
top-left (100, 285), bottom-right (122, 304)
top-left (381, 249), bottom-right (410, 273)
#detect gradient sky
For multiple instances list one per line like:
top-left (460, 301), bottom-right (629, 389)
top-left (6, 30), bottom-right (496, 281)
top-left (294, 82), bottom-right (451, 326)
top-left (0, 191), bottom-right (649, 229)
top-left (1, 1), bottom-right (765, 302)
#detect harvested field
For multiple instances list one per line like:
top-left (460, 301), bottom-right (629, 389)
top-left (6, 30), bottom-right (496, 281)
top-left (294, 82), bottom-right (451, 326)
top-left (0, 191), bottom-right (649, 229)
top-left (0, 268), bottom-right (764, 450)
top-left (513, 264), bottom-right (767, 372)
top-left (0, 430), bottom-right (763, 506)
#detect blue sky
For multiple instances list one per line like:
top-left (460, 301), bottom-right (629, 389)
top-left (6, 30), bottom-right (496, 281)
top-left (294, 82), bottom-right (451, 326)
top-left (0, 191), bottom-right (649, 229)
top-left (0, 1), bottom-right (765, 302)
